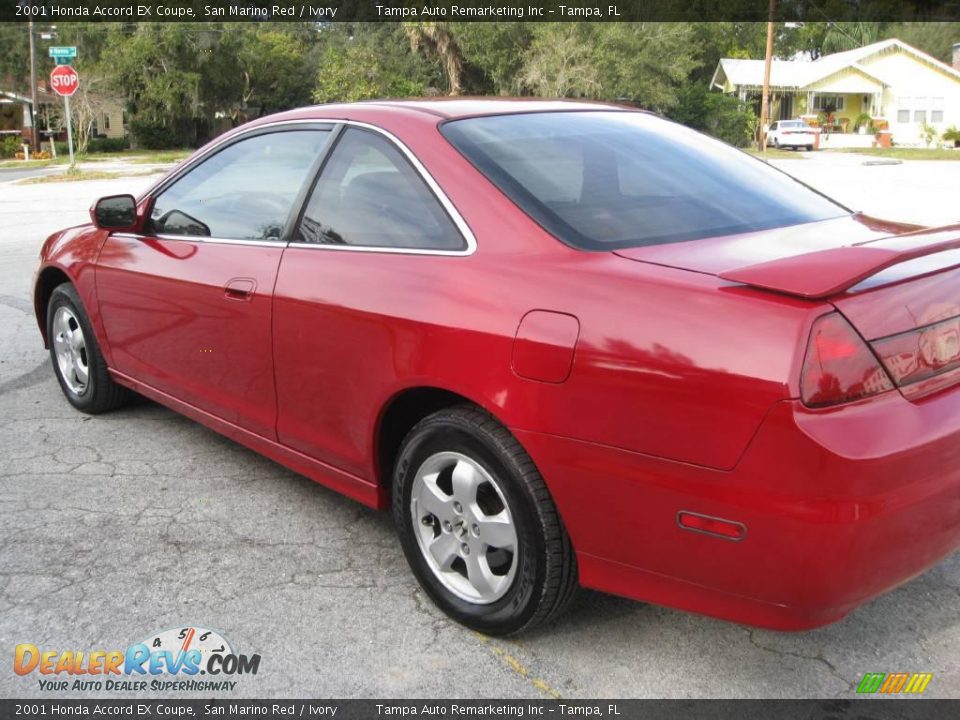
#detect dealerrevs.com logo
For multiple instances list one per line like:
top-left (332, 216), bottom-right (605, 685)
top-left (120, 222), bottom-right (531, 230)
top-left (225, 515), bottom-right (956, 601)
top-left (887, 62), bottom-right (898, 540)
top-left (14, 626), bottom-right (261, 692)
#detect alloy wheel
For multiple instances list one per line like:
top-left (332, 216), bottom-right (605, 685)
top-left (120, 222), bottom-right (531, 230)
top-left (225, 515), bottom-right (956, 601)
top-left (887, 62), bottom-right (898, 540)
top-left (410, 451), bottom-right (519, 604)
top-left (52, 306), bottom-right (90, 396)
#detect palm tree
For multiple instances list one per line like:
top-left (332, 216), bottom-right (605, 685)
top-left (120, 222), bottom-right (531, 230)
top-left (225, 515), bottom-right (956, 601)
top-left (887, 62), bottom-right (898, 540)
top-left (821, 22), bottom-right (883, 54)
top-left (403, 22), bottom-right (463, 96)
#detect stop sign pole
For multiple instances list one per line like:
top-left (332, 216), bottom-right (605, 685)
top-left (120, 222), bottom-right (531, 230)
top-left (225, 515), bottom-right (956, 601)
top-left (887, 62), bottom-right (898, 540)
top-left (49, 63), bottom-right (78, 167)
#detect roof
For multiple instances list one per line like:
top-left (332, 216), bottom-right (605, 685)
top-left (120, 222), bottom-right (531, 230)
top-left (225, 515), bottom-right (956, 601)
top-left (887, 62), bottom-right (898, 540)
top-left (243, 98), bottom-right (644, 136)
top-left (712, 38), bottom-right (960, 92)
top-left (309, 98), bottom-right (631, 119)
top-left (0, 87), bottom-right (56, 105)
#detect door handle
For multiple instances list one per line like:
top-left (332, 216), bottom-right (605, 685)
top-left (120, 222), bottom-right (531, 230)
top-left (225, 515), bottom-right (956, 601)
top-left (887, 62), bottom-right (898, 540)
top-left (224, 278), bottom-right (256, 302)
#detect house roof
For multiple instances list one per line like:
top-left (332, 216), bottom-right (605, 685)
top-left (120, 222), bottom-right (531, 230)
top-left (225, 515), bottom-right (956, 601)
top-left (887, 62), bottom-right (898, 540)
top-left (0, 87), bottom-right (57, 105)
top-left (712, 38), bottom-right (960, 92)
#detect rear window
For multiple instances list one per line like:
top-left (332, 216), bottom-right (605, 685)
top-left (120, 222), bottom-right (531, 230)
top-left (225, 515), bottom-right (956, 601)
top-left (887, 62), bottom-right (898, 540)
top-left (441, 111), bottom-right (846, 250)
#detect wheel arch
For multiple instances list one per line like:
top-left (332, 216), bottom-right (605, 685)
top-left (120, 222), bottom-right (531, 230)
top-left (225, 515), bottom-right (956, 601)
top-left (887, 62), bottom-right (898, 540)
top-left (375, 386), bottom-right (501, 495)
top-left (34, 265), bottom-right (72, 347)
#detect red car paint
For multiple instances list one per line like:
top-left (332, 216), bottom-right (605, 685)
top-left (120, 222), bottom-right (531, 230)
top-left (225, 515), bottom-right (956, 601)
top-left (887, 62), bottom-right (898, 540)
top-left (34, 100), bottom-right (960, 629)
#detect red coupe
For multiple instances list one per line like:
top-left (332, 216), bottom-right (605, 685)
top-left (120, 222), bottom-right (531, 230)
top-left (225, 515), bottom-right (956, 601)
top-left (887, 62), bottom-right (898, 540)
top-left (34, 100), bottom-right (960, 635)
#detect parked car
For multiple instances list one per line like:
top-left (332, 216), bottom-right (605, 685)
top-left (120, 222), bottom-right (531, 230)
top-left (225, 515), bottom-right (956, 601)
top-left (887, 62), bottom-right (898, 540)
top-left (34, 100), bottom-right (960, 635)
top-left (767, 119), bottom-right (817, 150)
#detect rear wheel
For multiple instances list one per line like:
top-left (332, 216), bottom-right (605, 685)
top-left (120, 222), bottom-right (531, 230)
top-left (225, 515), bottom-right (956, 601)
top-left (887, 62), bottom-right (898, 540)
top-left (393, 405), bottom-right (577, 635)
top-left (806, 144), bottom-right (814, 151)
top-left (47, 283), bottom-right (129, 414)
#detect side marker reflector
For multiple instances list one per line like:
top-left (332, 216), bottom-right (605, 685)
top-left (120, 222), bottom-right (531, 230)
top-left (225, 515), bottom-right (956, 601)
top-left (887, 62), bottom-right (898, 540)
top-left (677, 511), bottom-right (747, 541)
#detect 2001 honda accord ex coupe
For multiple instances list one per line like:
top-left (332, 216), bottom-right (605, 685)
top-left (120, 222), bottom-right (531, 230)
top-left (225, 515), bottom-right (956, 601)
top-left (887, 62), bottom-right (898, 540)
top-left (35, 100), bottom-right (960, 635)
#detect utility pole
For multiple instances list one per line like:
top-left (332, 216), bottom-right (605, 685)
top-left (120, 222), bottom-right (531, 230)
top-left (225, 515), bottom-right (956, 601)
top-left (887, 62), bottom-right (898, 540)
top-left (28, 20), bottom-right (40, 152)
top-left (758, 0), bottom-right (776, 152)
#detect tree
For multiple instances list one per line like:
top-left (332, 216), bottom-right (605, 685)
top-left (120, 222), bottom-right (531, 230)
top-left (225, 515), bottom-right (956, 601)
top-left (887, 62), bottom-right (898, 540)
top-left (517, 23), bottom-right (697, 112)
top-left (882, 22), bottom-right (960, 63)
top-left (67, 72), bottom-right (121, 154)
top-left (234, 26), bottom-right (316, 120)
top-left (99, 24), bottom-right (207, 145)
top-left (0, 22), bottom-right (31, 94)
top-left (450, 23), bottom-right (532, 95)
top-left (518, 24), bottom-right (600, 98)
top-left (669, 84), bottom-right (757, 147)
top-left (820, 22), bottom-right (885, 55)
top-left (313, 25), bottom-right (437, 103)
top-left (403, 22), bottom-right (464, 95)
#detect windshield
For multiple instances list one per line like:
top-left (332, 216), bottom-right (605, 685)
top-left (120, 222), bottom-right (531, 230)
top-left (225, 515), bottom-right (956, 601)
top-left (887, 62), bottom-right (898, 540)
top-left (441, 111), bottom-right (847, 250)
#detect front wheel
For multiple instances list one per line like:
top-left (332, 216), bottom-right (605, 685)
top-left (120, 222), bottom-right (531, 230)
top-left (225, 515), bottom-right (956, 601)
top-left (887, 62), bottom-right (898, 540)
top-left (393, 405), bottom-right (577, 635)
top-left (47, 283), bottom-right (129, 414)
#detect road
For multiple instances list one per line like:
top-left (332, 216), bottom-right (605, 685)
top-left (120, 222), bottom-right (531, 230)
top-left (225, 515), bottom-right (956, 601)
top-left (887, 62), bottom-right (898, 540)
top-left (0, 155), bottom-right (958, 700)
top-left (0, 165), bottom-right (64, 184)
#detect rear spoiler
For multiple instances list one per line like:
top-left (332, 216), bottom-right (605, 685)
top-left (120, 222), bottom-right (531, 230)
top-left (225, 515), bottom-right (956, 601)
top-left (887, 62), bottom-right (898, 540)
top-left (719, 223), bottom-right (960, 299)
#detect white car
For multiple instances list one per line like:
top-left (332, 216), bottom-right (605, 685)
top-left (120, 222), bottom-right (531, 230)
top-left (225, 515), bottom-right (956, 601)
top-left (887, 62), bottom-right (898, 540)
top-left (767, 120), bottom-right (817, 150)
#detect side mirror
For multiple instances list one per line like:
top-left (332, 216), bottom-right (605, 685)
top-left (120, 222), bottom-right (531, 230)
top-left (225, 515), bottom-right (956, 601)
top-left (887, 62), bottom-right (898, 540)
top-left (90, 194), bottom-right (138, 231)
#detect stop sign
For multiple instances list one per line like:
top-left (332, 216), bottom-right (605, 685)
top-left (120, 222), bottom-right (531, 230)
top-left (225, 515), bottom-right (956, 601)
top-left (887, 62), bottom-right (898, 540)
top-left (50, 65), bottom-right (79, 97)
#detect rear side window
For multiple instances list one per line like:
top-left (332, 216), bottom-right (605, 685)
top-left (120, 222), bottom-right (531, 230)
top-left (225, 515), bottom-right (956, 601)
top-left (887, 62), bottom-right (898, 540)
top-left (441, 112), bottom-right (846, 250)
top-left (294, 128), bottom-right (465, 251)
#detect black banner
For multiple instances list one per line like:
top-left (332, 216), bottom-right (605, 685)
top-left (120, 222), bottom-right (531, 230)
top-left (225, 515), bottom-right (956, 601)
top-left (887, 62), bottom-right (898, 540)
top-left (3, 0), bottom-right (960, 23)
top-left (0, 700), bottom-right (958, 719)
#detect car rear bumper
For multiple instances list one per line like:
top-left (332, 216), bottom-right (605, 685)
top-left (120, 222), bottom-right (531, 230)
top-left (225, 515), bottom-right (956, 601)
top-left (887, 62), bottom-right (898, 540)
top-left (514, 390), bottom-right (960, 629)
top-left (778, 134), bottom-right (816, 147)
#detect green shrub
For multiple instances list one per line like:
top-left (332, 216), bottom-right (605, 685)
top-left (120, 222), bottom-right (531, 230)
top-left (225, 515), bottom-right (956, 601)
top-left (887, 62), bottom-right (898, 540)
top-left (130, 119), bottom-right (176, 150)
top-left (669, 85), bottom-right (757, 148)
top-left (87, 136), bottom-right (130, 153)
top-left (852, 112), bottom-right (874, 133)
top-left (0, 135), bottom-right (23, 158)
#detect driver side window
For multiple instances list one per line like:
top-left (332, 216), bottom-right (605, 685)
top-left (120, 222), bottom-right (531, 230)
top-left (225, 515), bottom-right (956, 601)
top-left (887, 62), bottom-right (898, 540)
top-left (148, 129), bottom-right (330, 241)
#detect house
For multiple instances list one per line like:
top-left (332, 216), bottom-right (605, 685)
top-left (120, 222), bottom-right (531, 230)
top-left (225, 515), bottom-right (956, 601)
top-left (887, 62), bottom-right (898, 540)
top-left (711, 39), bottom-right (960, 147)
top-left (1, 78), bottom-right (127, 145)
top-left (0, 83), bottom-right (57, 141)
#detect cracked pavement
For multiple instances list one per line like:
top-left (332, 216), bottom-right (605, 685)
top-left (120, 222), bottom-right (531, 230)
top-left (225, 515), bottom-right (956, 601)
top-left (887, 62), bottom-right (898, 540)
top-left (1, 156), bottom-right (958, 700)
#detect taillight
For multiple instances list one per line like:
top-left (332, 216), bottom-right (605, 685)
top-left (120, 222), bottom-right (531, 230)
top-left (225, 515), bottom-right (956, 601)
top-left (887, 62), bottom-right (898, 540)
top-left (800, 313), bottom-right (894, 407)
top-left (872, 314), bottom-right (960, 387)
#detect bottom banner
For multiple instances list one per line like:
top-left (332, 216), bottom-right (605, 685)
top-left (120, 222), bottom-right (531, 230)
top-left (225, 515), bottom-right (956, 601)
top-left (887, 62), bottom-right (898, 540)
top-left (0, 699), bottom-right (956, 719)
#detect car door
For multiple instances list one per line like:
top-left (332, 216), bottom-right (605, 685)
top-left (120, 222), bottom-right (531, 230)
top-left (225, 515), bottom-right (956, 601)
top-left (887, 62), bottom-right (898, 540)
top-left (271, 126), bottom-right (471, 476)
top-left (96, 125), bottom-right (333, 439)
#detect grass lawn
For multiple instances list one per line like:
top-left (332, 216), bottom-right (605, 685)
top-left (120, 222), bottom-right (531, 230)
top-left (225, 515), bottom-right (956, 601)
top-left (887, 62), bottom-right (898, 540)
top-left (128, 150), bottom-right (192, 164)
top-left (0, 158), bottom-right (55, 169)
top-left (19, 167), bottom-right (165, 185)
top-left (827, 147), bottom-right (960, 160)
top-left (72, 149), bottom-right (192, 163)
top-left (745, 148), bottom-right (808, 160)
top-left (1, 149), bottom-right (191, 169)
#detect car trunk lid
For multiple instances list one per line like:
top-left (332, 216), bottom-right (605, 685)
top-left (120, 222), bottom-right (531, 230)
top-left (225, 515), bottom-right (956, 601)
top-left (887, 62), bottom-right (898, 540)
top-left (615, 214), bottom-right (960, 400)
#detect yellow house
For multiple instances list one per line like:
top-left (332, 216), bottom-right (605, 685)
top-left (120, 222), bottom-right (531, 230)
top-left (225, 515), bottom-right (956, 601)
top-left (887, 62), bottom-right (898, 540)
top-left (92, 101), bottom-right (127, 140)
top-left (711, 38), bottom-right (960, 145)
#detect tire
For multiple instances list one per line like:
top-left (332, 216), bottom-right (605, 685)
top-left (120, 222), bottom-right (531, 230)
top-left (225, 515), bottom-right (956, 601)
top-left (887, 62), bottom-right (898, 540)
top-left (806, 144), bottom-right (814, 151)
top-left (47, 283), bottom-right (129, 414)
top-left (393, 404), bottom-right (577, 635)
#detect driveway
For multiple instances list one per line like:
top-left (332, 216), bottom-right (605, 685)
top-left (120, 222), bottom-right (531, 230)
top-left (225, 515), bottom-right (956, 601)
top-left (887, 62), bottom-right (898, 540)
top-left (767, 150), bottom-right (960, 226)
top-left (0, 154), bottom-right (958, 700)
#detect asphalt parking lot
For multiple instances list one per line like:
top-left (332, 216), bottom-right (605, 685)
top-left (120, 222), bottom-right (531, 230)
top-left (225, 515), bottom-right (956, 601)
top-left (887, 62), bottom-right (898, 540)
top-left (1, 152), bottom-right (958, 700)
